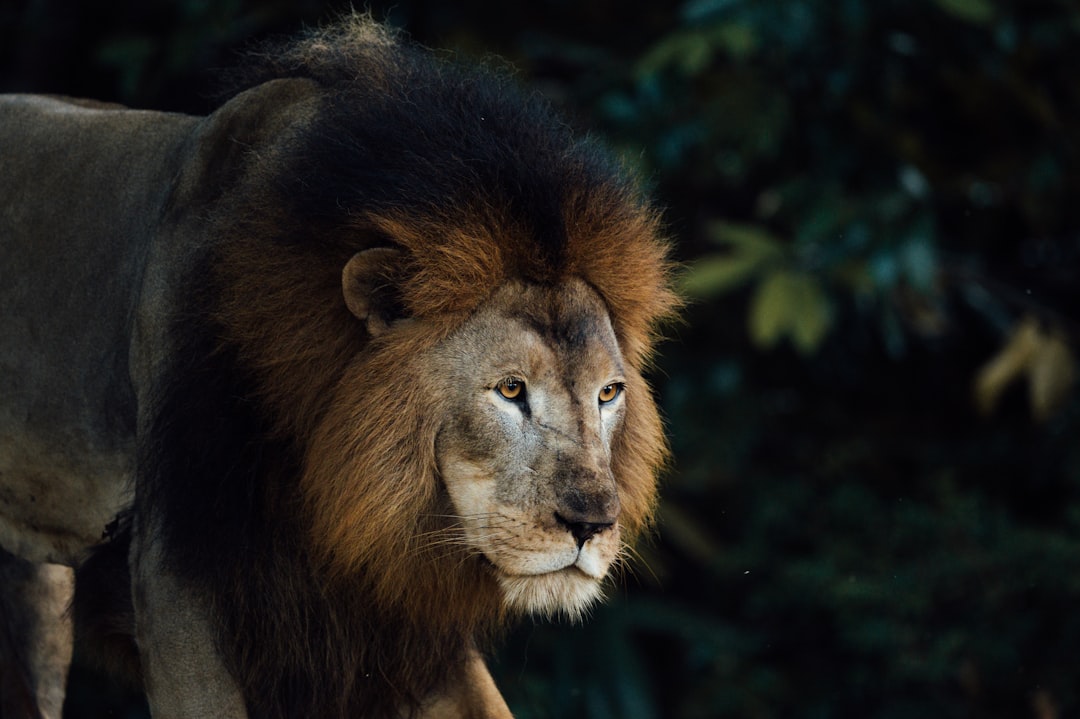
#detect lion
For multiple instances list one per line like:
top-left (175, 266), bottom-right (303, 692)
top-left (0, 16), bottom-right (676, 719)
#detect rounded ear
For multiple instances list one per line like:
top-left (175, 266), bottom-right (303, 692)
top-left (342, 247), bottom-right (405, 336)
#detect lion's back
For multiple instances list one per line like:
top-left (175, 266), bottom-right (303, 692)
top-left (0, 95), bottom-right (197, 564)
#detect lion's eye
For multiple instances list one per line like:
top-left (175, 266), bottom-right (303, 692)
top-left (598, 383), bottom-right (623, 404)
top-left (497, 378), bottom-right (525, 402)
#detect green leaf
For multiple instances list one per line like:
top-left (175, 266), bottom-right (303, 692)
top-left (748, 270), bottom-right (831, 355)
top-left (636, 22), bottom-right (758, 78)
top-left (682, 222), bottom-right (785, 297)
top-left (708, 22), bottom-right (758, 61)
top-left (748, 270), bottom-right (792, 350)
top-left (787, 274), bottom-right (832, 355)
top-left (681, 254), bottom-right (762, 296)
top-left (637, 30), bottom-right (714, 78)
top-left (934, 0), bottom-right (996, 24)
top-left (707, 221), bottom-right (785, 260)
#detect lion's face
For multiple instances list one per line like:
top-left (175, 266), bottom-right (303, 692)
top-left (434, 279), bottom-right (628, 618)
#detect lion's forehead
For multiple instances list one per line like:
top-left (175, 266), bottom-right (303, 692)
top-left (487, 280), bottom-right (625, 382)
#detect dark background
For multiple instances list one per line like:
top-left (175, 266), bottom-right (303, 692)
top-left (4, 1), bottom-right (1080, 717)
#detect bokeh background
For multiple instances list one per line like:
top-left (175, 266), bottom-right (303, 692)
top-left (4, 1), bottom-right (1080, 717)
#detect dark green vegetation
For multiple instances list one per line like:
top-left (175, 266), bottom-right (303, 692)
top-left (4, 0), bottom-right (1079, 716)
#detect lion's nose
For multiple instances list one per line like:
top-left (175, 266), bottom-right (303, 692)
top-left (555, 504), bottom-right (618, 548)
top-left (554, 477), bottom-right (620, 547)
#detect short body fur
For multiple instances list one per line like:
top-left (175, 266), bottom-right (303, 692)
top-left (0, 16), bottom-right (676, 719)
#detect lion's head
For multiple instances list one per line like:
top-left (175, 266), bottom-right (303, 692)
top-left (212, 17), bottom-right (676, 633)
top-left (290, 210), bottom-right (673, 626)
top-left (316, 263), bottom-right (659, 618)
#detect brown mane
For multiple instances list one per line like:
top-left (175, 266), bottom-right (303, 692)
top-left (197, 15), bottom-right (677, 718)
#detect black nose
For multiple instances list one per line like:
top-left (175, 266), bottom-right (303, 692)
top-left (555, 512), bottom-right (614, 548)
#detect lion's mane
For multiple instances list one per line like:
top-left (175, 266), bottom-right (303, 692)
top-left (141, 17), bottom-right (676, 719)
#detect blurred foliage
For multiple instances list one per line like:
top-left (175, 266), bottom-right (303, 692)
top-left (5, 0), bottom-right (1080, 717)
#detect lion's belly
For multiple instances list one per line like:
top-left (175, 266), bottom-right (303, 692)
top-left (0, 429), bottom-right (134, 565)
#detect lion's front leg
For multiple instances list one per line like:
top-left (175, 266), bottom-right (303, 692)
top-left (0, 550), bottom-right (74, 719)
top-left (130, 528), bottom-right (248, 719)
top-left (420, 649), bottom-right (514, 719)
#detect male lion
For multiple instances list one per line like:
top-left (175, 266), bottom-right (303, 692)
top-left (0, 16), bottom-right (676, 719)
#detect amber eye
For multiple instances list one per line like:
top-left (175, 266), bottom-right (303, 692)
top-left (598, 383), bottom-right (623, 404)
top-left (497, 378), bottom-right (525, 401)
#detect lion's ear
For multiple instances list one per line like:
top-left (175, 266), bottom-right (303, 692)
top-left (342, 248), bottom-right (406, 336)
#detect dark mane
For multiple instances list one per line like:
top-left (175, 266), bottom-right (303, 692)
top-left (228, 16), bottom-right (649, 287)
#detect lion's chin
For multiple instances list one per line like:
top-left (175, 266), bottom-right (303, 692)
top-left (495, 567), bottom-right (605, 621)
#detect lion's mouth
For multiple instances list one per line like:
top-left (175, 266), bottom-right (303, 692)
top-left (492, 562), bottom-right (587, 578)
top-left (479, 552), bottom-right (605, 582)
